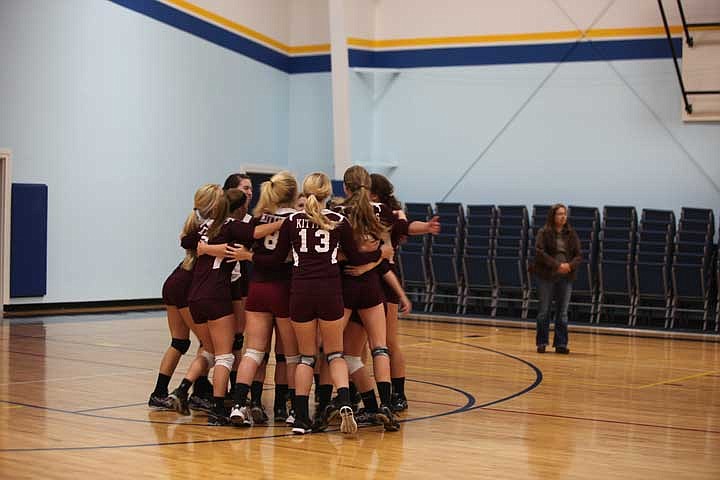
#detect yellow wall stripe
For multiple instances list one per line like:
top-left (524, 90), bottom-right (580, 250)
top-left (158, 2), bottom-right (694, 55)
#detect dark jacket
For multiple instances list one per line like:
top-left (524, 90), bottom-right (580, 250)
top-left (531, 225), bottom-right (583, 281)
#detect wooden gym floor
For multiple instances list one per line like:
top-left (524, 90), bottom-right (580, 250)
top-left (0, 313), bottom-right (718, 479)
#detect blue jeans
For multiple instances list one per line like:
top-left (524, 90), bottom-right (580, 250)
top-left (535, 277), bottom-right (572, 348)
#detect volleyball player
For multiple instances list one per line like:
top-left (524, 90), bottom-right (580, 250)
top-left (225, 171), bottom-right (300, 427)
top-left (167, 186), bottom-right (282, 425)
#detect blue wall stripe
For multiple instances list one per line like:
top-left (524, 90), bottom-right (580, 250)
top-left (107, 0), bottom-right (682, 73)
top-left (349, 38), bottom-right (683, 69)
top-left (108, 0), bottom-right (291, 72)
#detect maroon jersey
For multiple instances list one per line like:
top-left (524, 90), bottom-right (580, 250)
top-left (187, 217), bottom-right (255, 302)
top-left (253, 210), bottom-right (381, 294)
top-left (250, 207), bottom-right (296, 282)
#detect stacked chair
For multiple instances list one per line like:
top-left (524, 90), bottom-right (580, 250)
top-left (493, 205), bottom-right (529, 317)
top-left (670, 208), bottom-right (715, 330)
top-left (567, 206), bottom-right (600, 322)
top-left (399, 203), bottom-right (433, 311)
top-left (632, 209), bottom-right (675, 327)
top-left (596, 206), bottom-right (637, 324)
top-left (427, 203), bottom-right (464, 313)
top-left (462, 205), bottom-right (496, 315)
top-left (524, 205), bottom-right (551, 319)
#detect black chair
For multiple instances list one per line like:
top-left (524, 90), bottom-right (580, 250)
top-left (633, 259), bottom-right (671, 327)
top-left (399, 250), bottom-right (430, 312)
top-left (597, 254), bottom-right (634, 324)
top-left (493, 255), bottom-right (529, 318)
top-left (462, 254), bottom-right (495, 316)
top-left (428, 252), bottom-right (462, 314)
top-left (671, 261), bottom-right (711, 330)
top-left (405, 203), bottom-right (432, 222)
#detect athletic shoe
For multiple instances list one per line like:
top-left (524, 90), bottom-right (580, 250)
top-left (250, 402), bottom-right (269, 425)
top-left (292, 417), bottom-right (313, 435)
top-left (390, 394), bottom-right (408, 413)
top-left (376, 405), bottom-right (400, 432)
top-left (311, 403), bottom-right (340, 432)
top-left (339, 405), bottom-right (358, 434)
top-left (207, 412), bottom-right (231, 426)
top-left (555, 346), bottom-right (570, 354)
top-left (148, 393), bottom-right (173, 410)
top-left (229, 404), bottom-right (252, 427)
top-left (188, 394), bottom-right (213, 413)
top-left (285, 409), bottom-right (296, 426)
top-left (537, 345), bottom-right (546, 353)
top-left (167, 388), bottom-right (190, 416)
top-left (355, 408), bottom-right (382, 426)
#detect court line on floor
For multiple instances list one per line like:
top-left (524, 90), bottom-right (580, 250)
top-left (636, 369), bottom-right (720, 389)
top-left (0, 370), bottom-right (154, 387)
top-left (482, 407), bottom-right (720, 435)
top-left (0, 332), bottom-right (542, 452)
top-left (0, 349), bottom-right (154, 372)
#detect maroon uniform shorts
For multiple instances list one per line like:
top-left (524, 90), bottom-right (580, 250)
top-left (245, 280), bottom-right (291, 318)
top-left (381, 275), bottom-right (400, 305)
top-left (290, 293), bottom-right (344, 323)
top-left (230, 276), bottom-right (249, 301)
top-left (342, 273), bottom-right (385, 311)
top-left (162, 266), bottom-right (193, 309)
top-left (189, 299), bottom-right (234, 325)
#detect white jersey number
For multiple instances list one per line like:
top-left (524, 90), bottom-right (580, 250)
top-left (299, 228), bottom-right (330, 253)
top-left (264, 231), bottom-right (280, 250)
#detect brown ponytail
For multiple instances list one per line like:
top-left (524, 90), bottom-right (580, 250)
top-left (342, 165), bottom-right (386, 240)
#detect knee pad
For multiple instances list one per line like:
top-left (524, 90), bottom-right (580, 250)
top-left (326, 351), bottom-right (344, 363)
top-left (299, 355), bottom-right (316, 368)
top-left (215, 353), bottom-right (235, 371)
top-left (171, 338), bottom-right (191, 355)
top-left (275, 353), bottom-right (286, 363)
top-left (345, 355), bottom-right (364, 375)
top-left (200, 350), bottom-right (215, 366)
top-left (263, 352), bottom-right (270, 364)
top-left (233, 333), bottom-right (244, 351)
top-left (286, 354), bottom-right (300, 365)
top-left (243, 348), bottom-right (266, 365)
top-left (371, 346), bottom-right (390, 358)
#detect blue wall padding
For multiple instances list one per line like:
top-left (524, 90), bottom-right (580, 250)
top-left (10, 183), bottom-right (48, 297)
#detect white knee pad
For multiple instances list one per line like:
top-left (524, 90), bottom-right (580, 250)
top-left (214, 353), bottom-right (235, 371)
top-left (200, 350), bottom-right (215, 366)
top-left (345, 355), bottom-right (364, 375)
top-left (243, 348), bottom-right (266, 365)
top-left (285, 354), bottom-right (301, 365)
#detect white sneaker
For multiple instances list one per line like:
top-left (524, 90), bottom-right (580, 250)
top-left (285, 409), bottom-right (295, 426)
top-left (339, 406), bottom-right (357, 434)
top-left (230, 404), bottom-right (252, 427)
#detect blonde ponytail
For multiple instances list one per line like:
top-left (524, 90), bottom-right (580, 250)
top-left (253, 171), bottom-right (298, 216)
top-left (302, 172), bottom-right (336, 231)
top-left (180, 210), bottom-right (199, 271)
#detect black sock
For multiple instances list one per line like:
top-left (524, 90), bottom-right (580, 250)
top-left (391, 377), bottom-right (406, 398)
top-left (336, 387), bottom-right (350, 407)
top-left (295, 395), bottom-right (310, 422)
top-left (251, 381), bottom-right (264, 404)
top-left (153, 373), bottom-right (171, 396)
top-left (193, 375), bottom-right (210, 397)
top-left (360, 390), bottom-right (379, 413)
top-left (377, 381), bottom-right (392, 406)
top-left (179, 378), bottom-right (193, 395)
top-left (213, 396), bottom-right (226, 416)
top-left (229, 371), bottom-right (238, 394)
top-left (233, 383), bottom-right (250, 406)
top-left (349, 381), bottom-right (358, 401)
top-left (313, 373), bottom-right (320, 388)
top-left (289, 389), bottom-right (296, 411)
top-left (274, 384), bottom-right (288, 408)
top-left (317, 384), bottom-right (333, 410)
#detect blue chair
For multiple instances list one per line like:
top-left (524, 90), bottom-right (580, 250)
top-left (492, 254), bottom-right (528, 318)
top-left (399, 250), bottom-right (430, 312)
top-left (462, 253), bottom-right (495, 315)
top-left (428, 253), bottom-right (462, 314)
top-left (597, 253), bottom-right (634, 325)
top-left (671, 260), bottom-right (711, 330)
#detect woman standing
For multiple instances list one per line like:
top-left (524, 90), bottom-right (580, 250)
top-left (532, 204), bottom-right (582, 354)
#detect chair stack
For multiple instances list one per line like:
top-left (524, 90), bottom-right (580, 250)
top-left (524, 205), bottom-right (551, 318)
top-left (462, 205), bottom-right (496, 315)
top-left (493, 205), bottom-right (529, 317)
top-left (567, 205), bottom-right (600, 322)
top-left (427, 203), bottom-right (464, 313)
top-left (596, 206), bottom-right (637, 324)
top-left (671, 208), bottom-right (715, 329)
top-left (633, 209), bottom-right (675, 327)
top-left (399, 203), bottom-right (433, 311)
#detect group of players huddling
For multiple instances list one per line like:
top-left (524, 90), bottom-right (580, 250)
top-left (148, 166), bottom-right (440, 435)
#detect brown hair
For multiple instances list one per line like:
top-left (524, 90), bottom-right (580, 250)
top-left (370, 173), bottom-right (401, 210)
top-left (544, 203), bottom-right (570, 232)
top-left (225, 189), bottom-right (248, 219)
top-left (181, 184), bottom-right (227, 270)
top-left (341, 165), bottom-right (386, 240)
